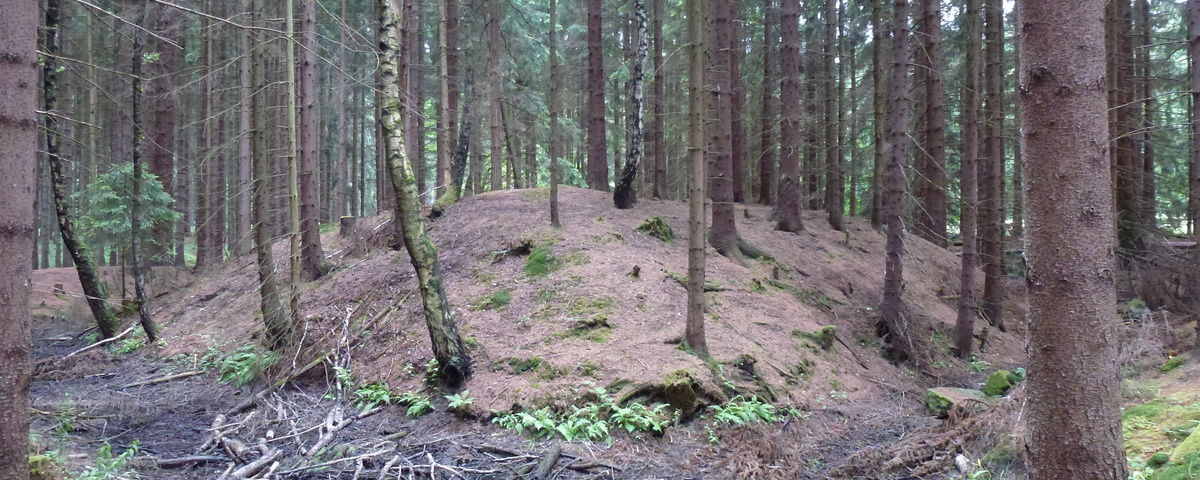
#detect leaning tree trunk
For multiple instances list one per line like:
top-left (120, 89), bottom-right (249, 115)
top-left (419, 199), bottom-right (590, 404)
top-left (955, 0), bottom-right (981, 359)
top-left (43, 0), bottom-right (118, 339)
top-left (130, 28), bottom-right (159, 343)
top-left (879, 0), bottom-right (915, 363)
top-left (613, 0), bottom-right (649, 209)
top-left (0, 2), bottom-right (36, 477)
top-left (380, 0), bottom-right (471, 387)
top-left (776, 0), bottom-right (804, 233)
top-left (1020, 1), bottom-right (1129, 476)
top-left (685, 0), bottom-right (709, 357)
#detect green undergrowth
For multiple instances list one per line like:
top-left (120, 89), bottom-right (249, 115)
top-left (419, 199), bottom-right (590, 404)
top-left (218, 344), bottom-right (278, 387)
top-left (1123, 390), bottom-right (1200, 468)
top-left (493, 388), bottom-right (793, 444)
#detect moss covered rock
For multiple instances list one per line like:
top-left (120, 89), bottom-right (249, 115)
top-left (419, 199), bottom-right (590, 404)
top-left (983, 370), bottom-right (1015, 397)
top-left (1170, 427), bottom-right (1200, 463)
top-left (635, 217), bottom-right (675, 242)
top-left (926, 387), bottom-right (991, 417)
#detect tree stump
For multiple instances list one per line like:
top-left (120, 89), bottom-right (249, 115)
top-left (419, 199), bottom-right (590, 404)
top-left (339, 216), bottom-right (358, 238)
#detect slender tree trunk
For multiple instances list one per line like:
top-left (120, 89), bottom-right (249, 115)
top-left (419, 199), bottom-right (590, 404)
top-left (686, 0), bottom-right (709, 356)
top-left (130, 29), bottom-right (159, 343)
top-left (870, 0), bottom-right (888, 230)
top-left (913, 0), bottom-right (946, 246)
top-left (413, 3), bottom-right (428, 204)
top-left (548, 0), bottom-right (562, 227)
top-left (1112, 0), bottom-right (1141, 253)
top-left (824, 0), bottom-right (844, 231)
top-left (488, 0), bottom-right (505, 191)
top-left (1191, 0), bottom-right (1200, 238)
top-left (43, 0), bottom-right (118, 339)
top-left (1190, 0), bottom-right (1200, 350)
top-left (1011, 1), bottom-right (1025, 241)
top-left (776, 0), bottom-right (805, 233)
top-left (148, 4), bottom-right (177, 264)
top-left (1020, 2), bottom-right (1129, 476)
top-left (980, 0), bottom-right (1006, 332)
top-left (758, 0), bottom-right (776, 205)
top-left (708, 0), bottom-right (743, 261)
top-left (237, 12), bottom-right (253, 252)
top-left (285, 0), bottom-right (304, 332)
top-left (250, 0), bottom-right (292, 351)
top-left (614, 0), bottom-right (649, 209)
top-left (651, 0), bottom-right (667, 199)
top-left (298, 0), bottom-right (324, 280)
top-left (438, 0), bottom-right (459, 198)
top-left (0, 3), bottom-right (35, 476)
top-left (380, 1), bottom-right (471, 387)
top-left (955, 0), bottom-right (981, 359)
top-left (730, 6), bottom-right (746, 204)
top-left (880, 0), bottom-right (914, 363)
top-left (586, 0), bottom-right (609, 191)
top-left (1136, 0), bottom-right (1155, 232)
top-left (195, 9), bottom-right (212, 269)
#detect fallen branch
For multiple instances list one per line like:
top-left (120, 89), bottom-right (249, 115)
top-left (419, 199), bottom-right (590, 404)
top-left (274, 447), bottom-right (392, 477)
top-left (156, 455), bottom-right (229, 468)
top-left (55, 325), bottom-right (137, 363)
top-left (530, 444), bottom-right (561, 480)
top-left (222, 444), bottom-right (280, 479)
top-left (122, 370), bottom-right (204, 389)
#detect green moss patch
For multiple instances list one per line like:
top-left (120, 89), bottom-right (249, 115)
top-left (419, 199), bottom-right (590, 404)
top-left (524, 245), bottom-right (563, 277)
top-left (792, 326), bottom-right (837, 350)
top-left (925, 387), bottom-right (990, 417)
top-left (471, 289), bottom-right (512, 311)
top-left (1124, 395), bottom-right (1200, 463)
top-left (635, 217), bottom-right (675, 242)
top-left (982, 370), bottom-right (1020, 397)
top-left (1161, 356), bottom-right (1187, 373)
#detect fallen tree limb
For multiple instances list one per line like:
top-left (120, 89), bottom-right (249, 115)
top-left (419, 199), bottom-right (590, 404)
top-left (530, 444), bottom-right (561, 480)
top-left (156, 455), bottom-right (229, 468)
top-left (53, 325), bottom-right (137, 364)
top-left (122, 370), bottom-right (204, 389)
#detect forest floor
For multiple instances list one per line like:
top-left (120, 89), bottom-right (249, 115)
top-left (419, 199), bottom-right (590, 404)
top-left (27, 187), bottom-right (1199, 479)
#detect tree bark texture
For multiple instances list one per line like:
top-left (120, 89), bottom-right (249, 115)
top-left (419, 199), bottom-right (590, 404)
top-left (586, 0), bottom-right (609, 191)
top-left (380, 1), bottom-right (471, 387)
top-left (776, 0), bottom-right (804, 233)
top-left (614, 0), bottom-right (649, 209)
top-left (1019, 1), bottom-right (1129, 476)
top-left (880, 0), bottom-right (914, 364)
top-left (44, 0), bottom-right (119, 339)
top-left (0, 1), bottom-right (37, 476)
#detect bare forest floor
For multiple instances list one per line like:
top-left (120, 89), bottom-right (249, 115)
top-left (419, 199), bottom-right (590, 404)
top-left (29, 187), bottom-right (1197, 479)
